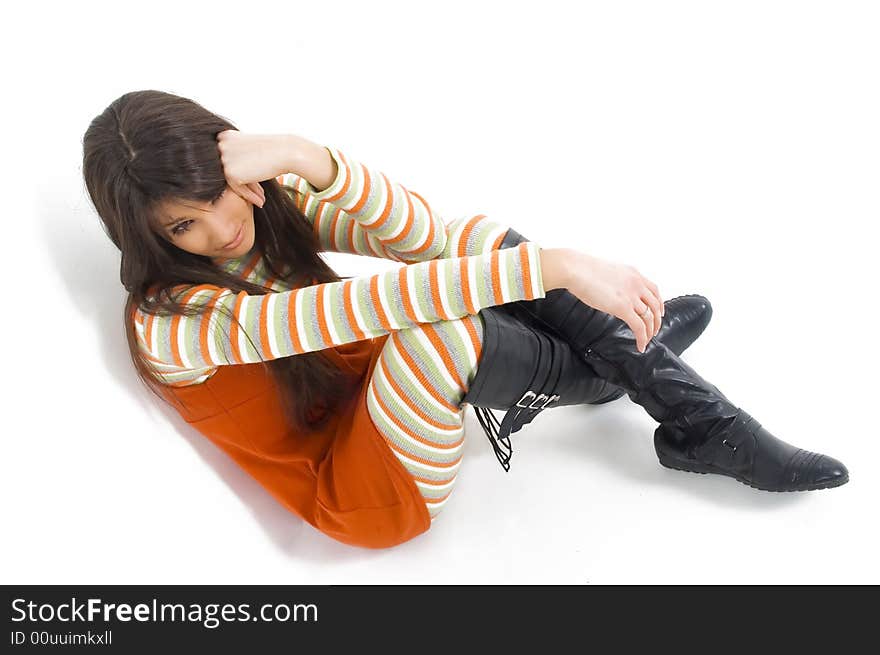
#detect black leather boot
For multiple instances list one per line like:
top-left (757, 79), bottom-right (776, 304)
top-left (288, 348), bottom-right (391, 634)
top-left (573, 304), bottom-right (850, 491)
top-left (463, 307), bottom-right (633, 471)
top-left (497, 228), bottom-right (713, 405)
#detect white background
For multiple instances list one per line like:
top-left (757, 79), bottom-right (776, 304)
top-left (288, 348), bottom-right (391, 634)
top-left (3, 0), bottom-right (878, 584)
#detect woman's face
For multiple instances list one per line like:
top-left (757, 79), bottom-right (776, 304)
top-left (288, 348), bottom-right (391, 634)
top-left (155, 186), bottom-right (257, 262)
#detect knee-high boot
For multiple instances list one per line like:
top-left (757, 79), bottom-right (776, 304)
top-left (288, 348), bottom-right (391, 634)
top-left (486, 290), bottom-right (849, 490)
top-left (464, 306), bottom-right (849, 491)
top-left (497, 228), bottom-right (714, 405)
top-left (462, 307), bottom-right (629, 471)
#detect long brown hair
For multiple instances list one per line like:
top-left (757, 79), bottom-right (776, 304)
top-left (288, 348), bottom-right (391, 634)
top-left (81, 89), bottom-right (352, 430)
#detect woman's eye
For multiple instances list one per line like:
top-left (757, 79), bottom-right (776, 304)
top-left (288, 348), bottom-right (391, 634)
top-left (171, 220), bottom-right (193, 236)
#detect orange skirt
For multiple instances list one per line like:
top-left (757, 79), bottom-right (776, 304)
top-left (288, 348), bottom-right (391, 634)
top-left (158, 336), bottom-right (432, 549)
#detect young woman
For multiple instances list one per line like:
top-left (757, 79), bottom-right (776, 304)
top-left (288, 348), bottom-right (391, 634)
top-left (82, 90), bottom-right (849, 549)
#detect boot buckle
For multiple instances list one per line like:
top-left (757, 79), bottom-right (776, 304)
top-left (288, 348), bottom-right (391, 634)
top-left (516, 391), bottom-right (560, 410)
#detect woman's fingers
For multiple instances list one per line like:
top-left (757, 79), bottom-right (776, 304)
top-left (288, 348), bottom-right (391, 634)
top-left (624, 308), bottom-right (649, 353)
top-left (643, 278), bottom-right (665, 317)
top-left (642, 290), bottom-right (662, 337)
top-left (634, 301), bottom-right (655, 346)
top-left (232, 182), bottom-right (264, 207)
top-left (247, 182), bottom-right (265, 207)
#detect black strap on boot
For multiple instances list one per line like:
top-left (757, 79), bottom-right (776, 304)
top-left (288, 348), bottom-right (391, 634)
top-left (473, 387), bottom-right (562, 471)
top-left (463, 308), bottom-right (608, 471)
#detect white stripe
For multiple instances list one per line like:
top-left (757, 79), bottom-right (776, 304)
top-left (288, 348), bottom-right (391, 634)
top-left (265, 293), bottom-right (280, 359)
top-left (237, 295), bottom-right (253, 363)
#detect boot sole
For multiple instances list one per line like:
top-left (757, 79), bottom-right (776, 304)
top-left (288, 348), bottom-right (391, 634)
top-left (656, 452), bottom-right (850, 492)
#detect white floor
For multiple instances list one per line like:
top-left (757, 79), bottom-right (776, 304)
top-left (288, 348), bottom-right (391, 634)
top-left (5, 1), bottom-right (878, 584)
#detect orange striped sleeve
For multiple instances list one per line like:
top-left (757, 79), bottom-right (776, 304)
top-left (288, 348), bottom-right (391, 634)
top-left (137, 242), bottom-right (544, 385)
top-left (291, 146), bottom-right (447, 262)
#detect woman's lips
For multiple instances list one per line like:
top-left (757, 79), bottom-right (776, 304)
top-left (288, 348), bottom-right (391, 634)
top-left (221, 223), bottom-right (244, 250)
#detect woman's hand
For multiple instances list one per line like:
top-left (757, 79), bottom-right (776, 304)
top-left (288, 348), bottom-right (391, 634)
top-left (540, 248), bottom-right (665, 353)
top-left (215, 130), bottom-right (299, 208)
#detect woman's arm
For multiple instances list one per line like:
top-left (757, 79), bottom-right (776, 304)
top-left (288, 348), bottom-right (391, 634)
top-left (134, 242), bottom-right (545, 386)
top-left (278, 137), bottom-right (447, 263)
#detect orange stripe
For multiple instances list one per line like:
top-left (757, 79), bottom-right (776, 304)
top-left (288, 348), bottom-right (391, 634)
top-left (490, 249), bottom-right (503, 305)
top-left (375, 426), bottom-right (463, 471)
top-left (385, 187), bottom-right (415, 245)
top-left (391, 337), bottom-right (459, 413)
top-left (312, 200), bottom-right (323, 240)
top-left (346, 217), bottom-right (356, 253)
top-left (369, 276), bottom-right (392, 330)
top-left (362, 171), bottom-right (394, 232)
top-left (167, 286), bottom-right (203, 368)
top-left (457, 215), bottom-right (484, 257)
top-left (519, 243), bottom-right (534, 299)
top-left (372, 389), bottom-right (463, 468)
top-left (198, 289), bottom-right (223, 365)
top-left (461, 315), bottom-right (483, 363)
top-left (397, 466), bottom-right (459, 487)
top-left (427, 260), bottom-right (449, 320)
top-left (397, 267), bottom-right (418, 323)
top-left (286, 291), bottom-right (305, 353)
top-left (322, 149), bottom-right (351, 203)
top-left (141, 350), bottom-right (166, 364)
top-left (425, 491), bottom-right (455, 505)
top-left (314, 284), bottom-right (332, 348)
top-left (459, 256), bottom-right (475, 314)
top-left (377, 356), bottom-right (461, 431)
top-left (241, 250), bottom-right (261, 279)
top-left (328, 208), bottom-right (341, 252)
top-left (258, 293), bottom-right (271, 358)
top-left (404, 190), bottom-right (437, 255)
top-left (422, 323), bottom-right (465, 391)
top-left (349, 163), bottom-right (372, 214)
top-left (364, 235), bottom-right (381, 259)
top-left (411, 475), bottom-right (458, 490)
top-left (144, 312), bottom-right (155, 352)
top-left (491, 230), bottom-right (506, 251)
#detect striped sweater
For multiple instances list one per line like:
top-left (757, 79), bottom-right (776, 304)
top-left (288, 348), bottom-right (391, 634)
top-left (134, 146), bottom-right (545, 386)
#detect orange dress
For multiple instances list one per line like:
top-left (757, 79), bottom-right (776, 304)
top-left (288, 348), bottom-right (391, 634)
top-left (156, 336), bottom-right (432, 549)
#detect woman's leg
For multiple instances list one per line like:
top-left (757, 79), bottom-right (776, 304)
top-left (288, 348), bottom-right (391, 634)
top-left (366, 315), bottom-right (484, 521)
